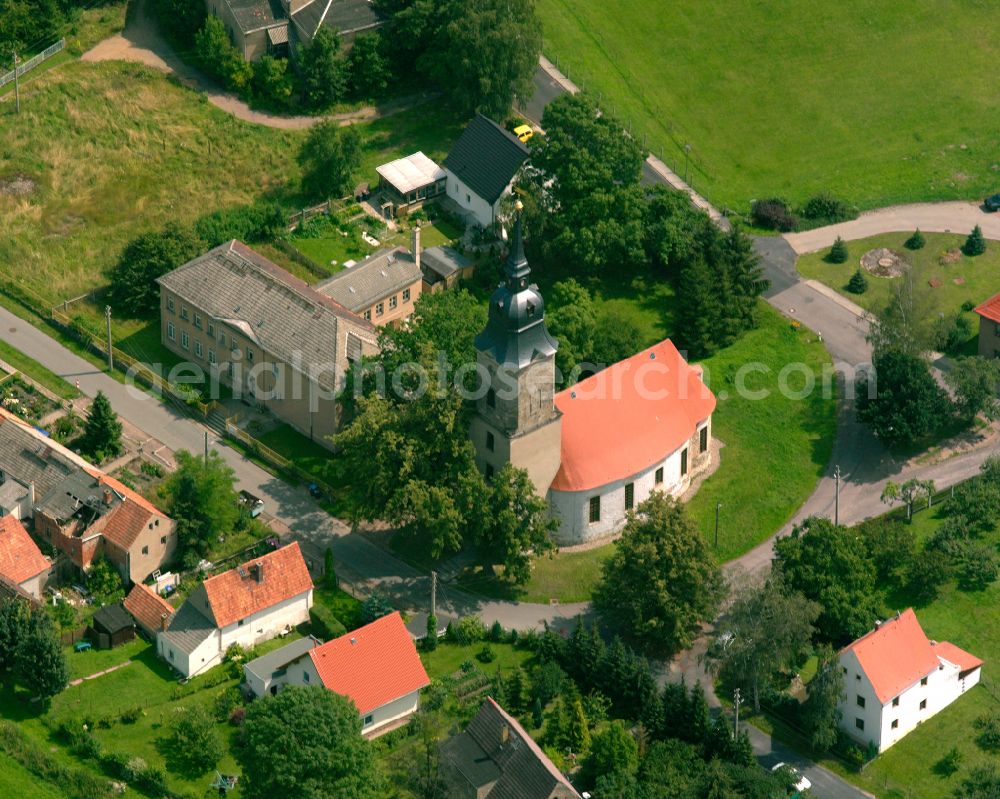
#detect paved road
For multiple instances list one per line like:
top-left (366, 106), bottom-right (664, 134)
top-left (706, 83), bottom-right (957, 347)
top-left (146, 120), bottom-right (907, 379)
top-left (0, 305), bottom-right (586, 631)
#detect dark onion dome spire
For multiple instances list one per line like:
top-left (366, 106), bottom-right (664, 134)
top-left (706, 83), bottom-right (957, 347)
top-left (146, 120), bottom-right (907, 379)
top-left (474, 206), bottom-right (558, 369)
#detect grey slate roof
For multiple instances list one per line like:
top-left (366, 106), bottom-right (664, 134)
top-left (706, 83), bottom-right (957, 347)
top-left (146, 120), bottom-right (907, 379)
top-left (316, 248), bottom-right (421, 313)
top-left (35, 469), bottom-right (107, 525)
top-left (0, 415), bottom-right (80, 504)
top-left (159, 601), bottom-right (216, 656)
top-left (225, 0), bottom-right (285, 34)
top-left (441, 698), bottom-right (581, 799)
top-left (444, 115), bottom-right (529, 206)
top-left (244, 635), bottom-right (319, 680)
top-left (156, 241), bottom-right (376, 392)
top-left (420, 245), bottom-right (471, 285)
top-left (93, 604), bottom-right (134, 635)
top-left (291, 0), bottom-right (382, 42)
top-left (0, 477), bottom-right (29, 511)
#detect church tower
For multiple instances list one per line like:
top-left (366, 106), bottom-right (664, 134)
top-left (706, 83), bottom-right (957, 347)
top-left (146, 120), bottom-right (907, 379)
top-left (470, 209), bottom-right (562, 496)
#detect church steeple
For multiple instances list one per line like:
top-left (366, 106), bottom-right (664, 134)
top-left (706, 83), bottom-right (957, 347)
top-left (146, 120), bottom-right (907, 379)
top-left (473, 205), bottom-right (558, 370)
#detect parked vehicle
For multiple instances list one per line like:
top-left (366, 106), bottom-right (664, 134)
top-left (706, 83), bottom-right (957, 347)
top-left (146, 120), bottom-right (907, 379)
top-left (772, 763), bottom-right (811, 796)
top-left (513, 124), bottom-right (534, 143)
top-left (985, 193), bottom-right (1000, 211)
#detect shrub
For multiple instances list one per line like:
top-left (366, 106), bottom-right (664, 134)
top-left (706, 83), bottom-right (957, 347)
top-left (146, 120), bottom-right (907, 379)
top-left (933, 312), bottom-right (973, 353)
top-left (194, 202), bottom-right (286, 248)
top-left (229, 707), bottom-right (246, 726)
top-left (962, 299), bottom-right (977, 312)
top-left (140, 460), bottom-right (164, 478)
top-left (424, 613), bottom-right (438, 651)
top-left (309, 605), bottom-right (347, 641)
top-left (800, 193), bottom-right (857, 224)
top-left (905, 229), bottom-right (926, 250)
top-left (964, 225), bottom-right (987, 256)
top-left (976, 712), bottom-right (1000, 751)
top-left (489, 620), bottom-right (505, 642)
top-left (460, 658), bottom-right (476, 674)
top-left (476, 644), bottom-right (496, 663)
top-left (214, 687), bottom-right (243, 723)
top-left (847, 268), bottom-right (868, 294)
top-left (451, 615), bottom-right (486, 645)
top-left (195, 16), bottom-right (252, 91)
top-left (935, 746), bottom-right (962, 777)
top-left (750, 197), bottom-right (797, 231)
top-left (826, 236), bottom-right (849, 264)
top-left (119, 706), bottom-right (143, 725)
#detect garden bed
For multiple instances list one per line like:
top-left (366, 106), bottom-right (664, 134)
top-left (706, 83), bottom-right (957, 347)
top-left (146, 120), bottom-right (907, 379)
top-left (0, 375), bottom-right (60, 423)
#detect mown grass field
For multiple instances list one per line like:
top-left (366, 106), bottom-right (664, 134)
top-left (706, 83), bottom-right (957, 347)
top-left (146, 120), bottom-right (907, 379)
top-left (536, 0), bottom-right (1000, 211)
top-left (797, 231), bottom-right (1000, 350)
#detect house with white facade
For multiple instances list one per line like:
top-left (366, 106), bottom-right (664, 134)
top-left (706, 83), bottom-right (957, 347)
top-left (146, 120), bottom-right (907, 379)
top-left (470, 217), bottom-right (716, 545)
top-left (251, 611), bottom-right (429, 737)
top-left (838, 609), bottom-right (982, 753)
top-left (443, 115), bottom-right (529, 229)
top-left (158, 542), bottom-right (313, 678)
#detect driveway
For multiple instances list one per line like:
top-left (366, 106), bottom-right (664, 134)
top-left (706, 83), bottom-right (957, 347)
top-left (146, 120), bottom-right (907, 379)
top-left (0, 305), bottom-right (586, 632)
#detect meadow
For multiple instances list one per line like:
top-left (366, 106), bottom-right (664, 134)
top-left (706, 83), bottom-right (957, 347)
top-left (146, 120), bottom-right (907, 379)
top-left (536, 0), bottom-right (1000, 211)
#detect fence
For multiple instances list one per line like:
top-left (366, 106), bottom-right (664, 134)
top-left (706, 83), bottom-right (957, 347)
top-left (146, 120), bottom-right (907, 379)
top-left (272, 239), bottom-right (330, 280)
top-left (0, 39), bottom-right (65, 89)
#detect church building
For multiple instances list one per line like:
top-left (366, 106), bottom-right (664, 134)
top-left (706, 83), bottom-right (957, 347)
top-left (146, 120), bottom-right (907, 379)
top-left (470, 216), bottom-right (717, 545)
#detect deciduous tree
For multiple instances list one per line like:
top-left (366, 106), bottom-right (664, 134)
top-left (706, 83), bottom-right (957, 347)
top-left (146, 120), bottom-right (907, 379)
top-left (347, 33), bottom-right (390, 99)
top-left (299, 28), bottom-right (348, 109)
top-left (298, 122), bottom-right (362, 200)
top-left (169, 705), bottom-right (223, 774)
top-left (800, 644), bottom-right (843, 752)
top-left (163, 450), bottom-right (240, 564)
top-left (594, 493), bottom-right (724, 655)
top-left (239, 686), bottom-right (381, 799)
top-left (946, 356), bottom-right (1000, 421)
top-left (856, 349), bottom-right (949, 448)
top-left (16, 605), bottom-right (67, 700)
top-left (108, 223), bottom-right (204, 316)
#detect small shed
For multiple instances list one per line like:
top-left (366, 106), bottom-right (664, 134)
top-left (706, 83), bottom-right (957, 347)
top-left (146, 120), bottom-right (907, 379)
top-left (90, 604), bottom-right (135, 649)
top-left (420, 246), bottom-right (474, 294)
top-left (376, 152), bottom-right (447, 215)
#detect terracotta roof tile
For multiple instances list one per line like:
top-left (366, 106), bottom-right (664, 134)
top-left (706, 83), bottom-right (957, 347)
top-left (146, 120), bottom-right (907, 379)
top-left (843, 609), bottom-right (982, 704)
top-left (308, 612), bottom-right (429, 715)
top-left (975, 291), bottom-right (1000, 324)
top-left (0, 516), bottom-right (48, 585)
top-left (203, 542), bottom-right (312, 628)
top-left (99, 500), bottom-right (159, 551)
top-left (932, 640), bottom-right (984, 673)
top-left (124, 583), bottom-right (175, 633)
top-left (550, 338), bottom-right (716, 492)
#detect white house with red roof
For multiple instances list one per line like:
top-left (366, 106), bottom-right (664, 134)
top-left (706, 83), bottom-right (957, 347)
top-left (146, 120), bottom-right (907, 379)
top-left (252, 611), bottom-right (430, 737)
top-left (158, 542), bottom-right (313, 678)
top-left (0, 515), bottom-right (50, 600)
top-left (838, 609), bottom-right (982, 753)
top-left (123, 583), bottom-right (176, 639)
top-left (974, 290), bottom-right (1000, 357)
top-left (470, 218), bottom-right (716, 544)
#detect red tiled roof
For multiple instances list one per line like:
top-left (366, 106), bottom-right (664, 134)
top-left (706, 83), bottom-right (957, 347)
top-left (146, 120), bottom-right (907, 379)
top-left (124, 583), bottom-right (175, 633)
top-left (933, 641), bottom-right (984, 673)
top-left (843, 609), bottom-right (981, 704)
top-left (203, 542), bottom-right (312, 628)
top-left (0, 516), bottom-right (49, 585)
top-left (975, 291), bottom-right (1000, 324)
top-left (309, 612), bottom-right (430, 715)
top-left (550, 338), bottom-right (716, 492)
top-left (99, 500), bottom-right (160, 551)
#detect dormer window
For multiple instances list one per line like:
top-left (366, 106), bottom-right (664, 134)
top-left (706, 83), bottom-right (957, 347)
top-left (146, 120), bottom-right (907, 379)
top-left (526, 301), bottom-right (535, 318)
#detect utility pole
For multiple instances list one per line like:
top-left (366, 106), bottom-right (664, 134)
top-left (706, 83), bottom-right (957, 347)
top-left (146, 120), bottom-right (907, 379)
top-left (430, 570), bottom-right (437, 618)
top-left (715, 502), bottom-right (721, 548)
top-left (104, 305), bottom-right (113, 371)
top-left (13, 52), bottom-right (20, 114)
top-left (204, 431), bottom-right (209, 466)
top-left (834, 464), bottom-right (841, 526)
top-left (733, 688), bottom-right (743, 736)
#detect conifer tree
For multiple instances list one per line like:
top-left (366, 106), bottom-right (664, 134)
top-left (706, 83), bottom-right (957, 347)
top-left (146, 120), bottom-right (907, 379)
top-left (16, 606), bottom-right (67, 701)
top-left (827, 236), bottom-right (849, 264)
top-left (964, 225), bottom-right (987, 256)
top-left (847, 268), bottom-right (869, 294)
top-left (904, 229), bottom-right (925, 250)
top-left (675, 256), bottom-right (722, 358)
top-left (506, 667), bottom-right (526, 716)
top-left (81, 391), bottom-right (123, 462)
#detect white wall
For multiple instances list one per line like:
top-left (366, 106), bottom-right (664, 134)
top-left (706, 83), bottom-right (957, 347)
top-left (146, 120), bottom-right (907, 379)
top-left (445, 172), bottom-right (498, 228)
top-left (218, 590), bottom-right (312, 651)
top-left (548, 430), bottom-right (704, 546)
top-left (18, 571), bottom-right (45, 601)
top-left (364, 690), bottom-right (421, 737)
top-left (159, 629), bottom-right (222, 678)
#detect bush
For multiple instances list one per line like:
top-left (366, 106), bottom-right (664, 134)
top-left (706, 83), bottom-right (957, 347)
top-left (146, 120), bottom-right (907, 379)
top-left (826, 236), bottom-right (849, 264)
top-left (451, 615), bottom-right (486, 645)
top-left (119, 706), bottom-right (143, 725)
top-left (964, 225), bottom-right (987, 257)
top-left (905, 229), bottom-right (926, 250)
top-left (847, 268), bottom-right (868, 294)
top-left (214, 687), bottom-right (243, 723)
top-left (962, 299), bottom-right (977, 312)
top-left (460, 658), bottom-right (476, 674)
top-left (195, 16), bottom-right (252, 91)
top-left (935, 746), bottom-right (962, 777)
top-left (229, 707), bottom-right (246, 726)
top-left (140, 460), bottom-right (164, 479)
top-left (800, 193), bottom-right (857, 224)
top-left (194, 203), bottom-right (286, 248)
top-left (489, 620), bottom-right (505, 642)
top-left (750, 197), bottom-right (797, 232)
top-left (976, 712), bottom-right (1000, 751)
top-left (476, 644), bottom-right (496, 663)
top-left (933, 312), bottom-right (973, 353)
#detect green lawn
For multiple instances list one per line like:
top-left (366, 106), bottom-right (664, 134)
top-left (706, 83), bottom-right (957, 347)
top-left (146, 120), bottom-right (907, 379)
top-left (312, 586), bottom-right (364, 631)
top-left (537, 0), bottom-right (1000, 211)
top-left (0, 337), bottom-right (80, 399)
top-left (420, 641), bottom-right (534, 682)
top-left (797, 232), bottom-right (1000, 343)
top-left (64, 637), bottom-right (150, 682)
top-left (0, 752), bottom-right (68, 798)
top-left (257, 422), bottom-right (336, 478)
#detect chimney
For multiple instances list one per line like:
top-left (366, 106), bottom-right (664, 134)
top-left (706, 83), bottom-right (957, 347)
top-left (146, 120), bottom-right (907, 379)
top-left (103, 489), bottom-right (113, 507)
top-left (254, 562), bottom-right (265, 584)
top-left (160, 613), bottom-right (169, 633)
top-left (501, 723), bottom-right (509, 747)
top-left (874, 620), bottom-right (882, 630)
top-left (412, 225), bottom-right (421, 272)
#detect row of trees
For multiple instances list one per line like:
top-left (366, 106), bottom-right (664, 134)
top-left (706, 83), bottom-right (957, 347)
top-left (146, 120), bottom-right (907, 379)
top-left (524, 93), bottom-right (768, 358)
top-left (0, 0), bottom-right (96, 61)
top-left (0, 598), bottom-right (67, 701)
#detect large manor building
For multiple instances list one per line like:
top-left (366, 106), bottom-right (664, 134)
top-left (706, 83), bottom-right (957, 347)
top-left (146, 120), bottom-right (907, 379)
top-left (470, 218), bottom-right (716, 545)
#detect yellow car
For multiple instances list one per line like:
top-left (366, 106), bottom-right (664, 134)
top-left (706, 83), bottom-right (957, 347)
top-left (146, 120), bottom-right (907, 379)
top-left (513, 124), bottom-right (534, 143)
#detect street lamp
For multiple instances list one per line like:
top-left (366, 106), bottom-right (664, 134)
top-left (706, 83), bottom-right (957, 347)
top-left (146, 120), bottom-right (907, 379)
top-left (715, 502), bottom-right (722, 548)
